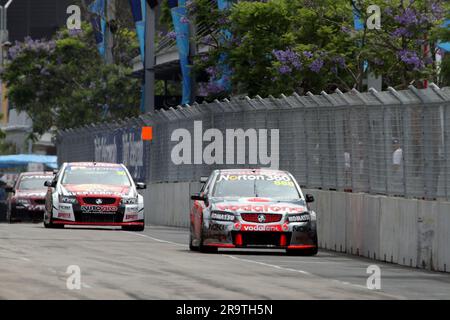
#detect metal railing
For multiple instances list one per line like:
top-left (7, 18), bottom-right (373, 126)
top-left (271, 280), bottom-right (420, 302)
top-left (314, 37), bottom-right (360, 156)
top-left (56, 85), bottom-right (450, 200)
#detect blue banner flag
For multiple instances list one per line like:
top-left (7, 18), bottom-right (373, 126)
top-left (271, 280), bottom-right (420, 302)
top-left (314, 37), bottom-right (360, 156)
top-left (352, 1), bottom-right (368, 72)
top-left (129, 0), bottom-right (147, 59)
top-left (438, 20), bottom-right (449, 52)
top-left (217, 0), bottom-right (232, 92)
top-left (171, 0), bottom-right (192, 105)
top-left (352, 1), bottom-right (364, 31)
top-left (88, 0), bottom-right (106, 57)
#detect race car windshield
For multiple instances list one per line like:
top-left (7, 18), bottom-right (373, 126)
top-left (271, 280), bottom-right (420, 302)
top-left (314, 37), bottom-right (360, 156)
top-left (212, 174), bottom-right (301, 199)
top-left (18, 177), bottom-right (50, 190)
top-left (61, 167), bottom-right (131, 186)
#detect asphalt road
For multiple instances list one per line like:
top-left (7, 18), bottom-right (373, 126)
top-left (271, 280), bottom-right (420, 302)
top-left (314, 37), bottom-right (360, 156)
top-left (0, 223), bottom-right (449, 300)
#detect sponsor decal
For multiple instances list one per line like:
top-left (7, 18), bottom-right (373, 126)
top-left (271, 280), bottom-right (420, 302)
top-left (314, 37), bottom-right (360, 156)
top-left (17, 192), bottom-right (46, 197)
top-left (21, 175), bottom-right (53, 180)
top-left (125, 214), bottom-right (139, 220)
top-left (241, 224), bottom-right (283, 232)
top-left (122, 198), bottom-right (138, 205)
top-left (58, 212), bottom-right (72, 219)
top-left (68, 191), bottom-right (124, 196)
top-left (217, 174), bottom-right (291, 182)
top-left (81, 205), bottom-right (118, 213)
top-left (21, 205), bottom-right (45, 211)
top-left (208, 223), bottom-right (226, 231)
top-left (59, 204), bottom-right (72, 211)
top-left (288, 214), bottom-right (310, 223)
top-left (216, 203), bottom-right (305, 214)
top-left (68, 162), bottom-right (121, 168)
top-left (210, 212), bottom-right (235, 221)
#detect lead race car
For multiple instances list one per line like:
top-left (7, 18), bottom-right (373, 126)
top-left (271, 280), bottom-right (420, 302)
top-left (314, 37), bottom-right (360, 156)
top-left (190, 169), bottom-right (318, 255)
top-left (43, 162), bottom-right (146, 231)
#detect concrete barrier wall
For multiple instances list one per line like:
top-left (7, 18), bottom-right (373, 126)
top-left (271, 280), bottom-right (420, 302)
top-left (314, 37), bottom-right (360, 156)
top-left (142, 182), bottom-right (450, 273)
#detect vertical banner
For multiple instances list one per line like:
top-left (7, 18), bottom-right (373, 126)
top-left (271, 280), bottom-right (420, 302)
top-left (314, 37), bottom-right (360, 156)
top-left (217, 0), bottom-right (232, 92)
top-left (438, 20), bottom-right (450, 52)
top-left (129, 0), bottom-right (147, 60)
top-left (88, 0), bottom-right (107, 57)
top-left (170, 0), bottom-right (192, 105)
top-left (352, 0), bottom-right (368, 72)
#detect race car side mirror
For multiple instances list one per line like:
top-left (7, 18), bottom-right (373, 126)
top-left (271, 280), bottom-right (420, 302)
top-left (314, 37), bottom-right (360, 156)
top-left (5, 186), bottom-right (14, 193)
top-left (200, 176), bottom-right (208, 184)
top-left (136, 182), bottom-right (147, 190)
top-left (191, 193), bottom-right (206, 201)
top-left (44, 180), bottom-right (56, 188)
top-left (305, 194), bottom-right (315, 203)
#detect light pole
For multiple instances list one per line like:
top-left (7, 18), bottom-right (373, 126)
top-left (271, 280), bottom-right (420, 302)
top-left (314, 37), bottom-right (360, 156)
top-left (143, 1), bottom-right (156, 113)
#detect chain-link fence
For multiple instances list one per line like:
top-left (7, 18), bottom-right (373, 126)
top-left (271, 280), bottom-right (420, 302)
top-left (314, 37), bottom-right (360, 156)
top-left (56, 84), bottom-right (450, 200)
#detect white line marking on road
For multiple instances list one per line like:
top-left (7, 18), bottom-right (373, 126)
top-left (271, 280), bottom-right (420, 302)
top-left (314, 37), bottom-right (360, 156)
top-left (224, 254), bottom-right (404, 298)
top-left (224, 254), bottom-right (312, 276)
top-left (20, 257), bottom-right (31, 262)
top-left (125, 229), bottom-right (404, 298)
top-left (124, 232), bottom-right (185, 247)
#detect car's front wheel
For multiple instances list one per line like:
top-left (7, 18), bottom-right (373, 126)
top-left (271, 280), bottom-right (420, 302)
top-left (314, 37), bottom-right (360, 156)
top-left (43, 211), bottom-right (64, 229)
top-left (189, 226), bottom-right (199, 251)
top-left (122, 223), bottom-right (145, 232)
top-left (199, 220), bottom-right (217, 254)
top-left (286, 234), bottom-right (318, 256)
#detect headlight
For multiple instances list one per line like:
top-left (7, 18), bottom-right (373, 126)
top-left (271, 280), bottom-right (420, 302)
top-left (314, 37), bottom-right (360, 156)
top-left (16, 199), bottom-right (30, 205)
top-left (210, 211), bottom-right (235, 221)
top-left (59, 196), bottom-right (77, 204)
top-left (287, 213), bottom-right (310, 223)
top-left (121, 197), bottom-right (138, 205)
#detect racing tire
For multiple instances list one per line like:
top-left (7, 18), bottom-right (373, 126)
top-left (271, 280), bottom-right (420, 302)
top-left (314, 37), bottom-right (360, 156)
top-left (44, 221), bottom-right (64, 229)
top-left (286, 247), bottom-right (318, 256)
top-left (7, 209), bottom-right (14, 224)
top-left (189, 230), bottom-right (199, 251)
top-left (199, 221), bottom-right (218, 254)
top-left (43, 211), bottom-right (64, 229)
top-left (286, 234), bottom-right (319, 256)
top-left (122, 224), bottom-right (145, 232)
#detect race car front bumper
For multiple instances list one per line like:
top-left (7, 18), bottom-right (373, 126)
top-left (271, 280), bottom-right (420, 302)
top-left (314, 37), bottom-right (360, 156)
top-left (202, 219), bottom-right (317, 249)
top-left (10, 206), bottom-right (45, 222)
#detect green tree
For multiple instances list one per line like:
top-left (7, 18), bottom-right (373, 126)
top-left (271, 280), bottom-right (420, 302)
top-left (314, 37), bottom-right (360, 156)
top-left (190, 0), bottom-right (449, 98)
top-left (1, 24), bottom-right (140, 135)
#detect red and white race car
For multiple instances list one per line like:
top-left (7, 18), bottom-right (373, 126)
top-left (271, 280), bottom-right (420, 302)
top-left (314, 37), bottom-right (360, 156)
top-left (43, 162), bottom-right (146, 231)
top-left (6, 172), bottom-right (54, 223)
top-left (190, 169), bottom-right (318, 255)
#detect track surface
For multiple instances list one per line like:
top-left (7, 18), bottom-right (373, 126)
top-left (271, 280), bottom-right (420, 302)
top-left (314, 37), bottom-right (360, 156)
top-left (0, 223), bottom-right (449, 299)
